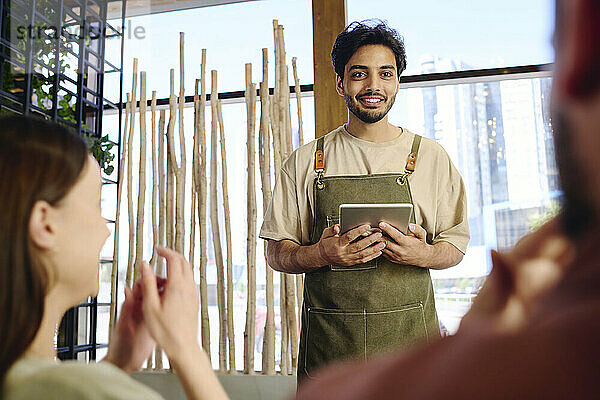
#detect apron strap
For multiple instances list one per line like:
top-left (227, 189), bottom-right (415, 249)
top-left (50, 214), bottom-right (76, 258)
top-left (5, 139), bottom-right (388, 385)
top-left (404, 134), bottom-right (422, 175)
top-left (314, 136), bottom-right (325, 189)
top-left (315, 136), bottom-right (325, 172)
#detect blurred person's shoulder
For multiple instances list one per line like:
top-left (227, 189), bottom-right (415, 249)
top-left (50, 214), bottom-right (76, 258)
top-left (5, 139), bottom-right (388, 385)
top-left (3, 357), bottom-right (164, 400)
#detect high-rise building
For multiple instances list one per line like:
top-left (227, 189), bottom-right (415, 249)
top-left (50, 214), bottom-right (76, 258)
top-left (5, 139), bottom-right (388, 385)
top-left (417, 58), bottom-right (556, 275)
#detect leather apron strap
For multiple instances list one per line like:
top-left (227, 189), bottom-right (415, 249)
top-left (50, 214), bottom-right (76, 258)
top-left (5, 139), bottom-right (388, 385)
top-left (404, 134), bottom-right (422, 174)
top-left (315, 136), bottom-right (325, 189)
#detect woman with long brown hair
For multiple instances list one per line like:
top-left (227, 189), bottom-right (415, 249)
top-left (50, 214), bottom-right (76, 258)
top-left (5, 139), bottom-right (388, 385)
top-left (0, 116), bottom-right (227, 400)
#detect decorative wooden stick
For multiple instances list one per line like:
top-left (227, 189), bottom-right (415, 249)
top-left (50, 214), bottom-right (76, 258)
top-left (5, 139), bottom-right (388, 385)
top-left (285, 269), bottom-right (298, 374)
top-left (133, 71), bottom-right (147, 283)
top-left (189, 191), bottom-right (196, 266)
top-left (244, 64), bottom-right (257, 375)
top-left (166, 69), bottom-right (177, 251)
top-left (258, 48), bottom-right (275, 374)
top-left (158, 109), bottom-right (166, 276)
top-left (277, 25), bottom-right (293, 158)
top-left (109, 93), bottom-right (130, 343)
top-left (216, 98), bottom-right (235, 373)
top-left (284, 67), bottom-right (293, 155)
top-left (291, 56), bottom-right (305, 335)
top-left (271, 20), bottom-right (281, 164)
top-left (198, 50), bottom-right (211, 358)
top-left (150, 91), bottom-right (158, 269)
top-left (277, 24), bottom-right (289, 160)
top-left (280, 273), bottom-right (289, 374)
top-left (282, 26), bottom-right (292, 141)
top-left (281, 27), bottom-right (299, 372)
top-left (155, 109), bottom-right (166, 370)
top-left (269, 96), bottom-right (282, 178)
top-left (271, 26), bottom-right (292, 372)
top-left (175, 32), bottom-right (186, 255)
top-left (145, 89), bottom-right (158, 370)
top-left (190, 80), bottom-right (199, 269)
top-left (211, 70), bottom-right (228, 372)
top-left (271, 89), bottom-right (289, 377)
top-left (292, 57), bottom-right (304, 147)
top-left (126, 59), bottom-right (138, 289)
top-left (268, 67), bottom-right (288, 373)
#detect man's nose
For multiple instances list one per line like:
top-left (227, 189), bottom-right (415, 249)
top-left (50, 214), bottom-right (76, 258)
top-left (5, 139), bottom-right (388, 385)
top-left (364, 74), bottom-right (382, 92)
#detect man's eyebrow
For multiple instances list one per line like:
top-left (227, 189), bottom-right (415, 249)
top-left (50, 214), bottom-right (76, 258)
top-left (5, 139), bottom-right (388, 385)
top-left (348, 65), bottom-right (368, 71)
top-left (347, 65), bottom-right (396, 72)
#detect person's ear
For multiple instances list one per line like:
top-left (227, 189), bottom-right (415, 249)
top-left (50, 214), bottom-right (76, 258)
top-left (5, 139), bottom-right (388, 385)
top-left (29, 200), bottom-right (57, 250)
top-left (554, 0), bottom-right (600, 99)
top-left (335, 74), bottom-right (344, 97)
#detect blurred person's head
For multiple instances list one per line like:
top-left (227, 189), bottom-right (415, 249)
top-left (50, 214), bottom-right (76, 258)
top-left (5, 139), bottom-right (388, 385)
top-left (0, 116), bottom-right (109, 381)
top-left (552, 0), bottom-right (600, 237)
top-left (332, 21), bottom-right (406, 124)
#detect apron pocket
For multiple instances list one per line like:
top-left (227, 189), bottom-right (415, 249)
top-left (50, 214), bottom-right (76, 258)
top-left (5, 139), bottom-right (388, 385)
top-left (365, 302), bottom-right (429, 356)
top-left (304, 307), bottom-right (366, 378)
top-left (326, 215), bottom-right (377, 272)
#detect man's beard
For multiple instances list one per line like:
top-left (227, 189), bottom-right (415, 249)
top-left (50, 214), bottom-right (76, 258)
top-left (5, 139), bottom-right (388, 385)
top-left (344, 91), bottom-right (396, 123)
top-left (553, 110), bottom-right (596, 237)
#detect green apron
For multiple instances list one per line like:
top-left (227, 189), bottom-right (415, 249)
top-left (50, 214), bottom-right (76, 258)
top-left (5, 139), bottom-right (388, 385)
top-left (297, 134), bottom-right (440, 383)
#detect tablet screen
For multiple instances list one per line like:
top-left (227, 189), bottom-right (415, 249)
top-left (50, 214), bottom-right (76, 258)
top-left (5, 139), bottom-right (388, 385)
top-left (339, 203), bottom-right (413, 235)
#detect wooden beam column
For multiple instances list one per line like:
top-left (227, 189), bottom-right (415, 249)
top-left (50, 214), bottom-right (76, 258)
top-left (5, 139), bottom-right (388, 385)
top-left (312, 0), bottom-right (347, 138)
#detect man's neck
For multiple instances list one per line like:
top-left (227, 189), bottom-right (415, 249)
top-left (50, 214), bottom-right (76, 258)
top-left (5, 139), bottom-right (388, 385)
top-left (345, 115), bottom-right (402, 143)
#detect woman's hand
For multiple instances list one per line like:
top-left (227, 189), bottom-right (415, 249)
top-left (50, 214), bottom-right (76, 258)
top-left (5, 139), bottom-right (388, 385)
top-left (140, 247), bottom-right (199, 362)
top-left (140, 247), bottom-right (229, 400)
top-left (105, 281), bottom-right (155, 373)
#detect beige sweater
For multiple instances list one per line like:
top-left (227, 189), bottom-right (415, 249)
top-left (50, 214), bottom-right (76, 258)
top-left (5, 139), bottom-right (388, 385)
top-left (2, 357), bottom-right (163, 400)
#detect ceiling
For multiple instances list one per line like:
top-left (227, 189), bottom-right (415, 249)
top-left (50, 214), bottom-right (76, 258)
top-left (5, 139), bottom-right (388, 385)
top-left (106, 0), bottom-right (259, 20)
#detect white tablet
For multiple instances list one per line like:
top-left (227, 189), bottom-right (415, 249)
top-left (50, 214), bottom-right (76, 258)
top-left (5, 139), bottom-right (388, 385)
top-left (339, 203), bottom-right (413, 235)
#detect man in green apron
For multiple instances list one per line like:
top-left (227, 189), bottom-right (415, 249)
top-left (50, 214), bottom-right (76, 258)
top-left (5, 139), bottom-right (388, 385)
top-left (294, 1), bottom-right (600, 397)
top-left (259, 20), bottom-right (469, 383)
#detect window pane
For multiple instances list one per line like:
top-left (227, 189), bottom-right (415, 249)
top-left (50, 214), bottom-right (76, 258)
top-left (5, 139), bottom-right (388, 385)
top-left (101, 91), bottom-right (313, 370)
top-left (389, 76), bottom-right (557, 332)
top-left (105, 0), bottom-right (313, 99)
top-left (347, 0), bottom-right (555, 74)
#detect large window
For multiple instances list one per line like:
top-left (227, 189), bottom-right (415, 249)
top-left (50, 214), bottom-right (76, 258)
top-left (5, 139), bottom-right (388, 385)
top-left (99, 0), bottom-right (557, 369)
top-left (104, 0), bottom-right (313, 98)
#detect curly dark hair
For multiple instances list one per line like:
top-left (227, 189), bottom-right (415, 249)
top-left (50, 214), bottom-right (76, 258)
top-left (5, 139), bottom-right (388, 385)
top-left (331, 19), bottom-right (407, 80)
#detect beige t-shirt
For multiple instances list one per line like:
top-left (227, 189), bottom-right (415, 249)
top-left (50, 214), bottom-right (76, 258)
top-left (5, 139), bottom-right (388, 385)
top-left (2, 357), bottom-right (164, 400)
top-left (259, 125), bottom-right (469, 253)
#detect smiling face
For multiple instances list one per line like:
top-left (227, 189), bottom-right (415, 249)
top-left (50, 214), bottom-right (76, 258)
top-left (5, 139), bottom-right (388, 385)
top-left (336, 44), bottom-right (400, 124)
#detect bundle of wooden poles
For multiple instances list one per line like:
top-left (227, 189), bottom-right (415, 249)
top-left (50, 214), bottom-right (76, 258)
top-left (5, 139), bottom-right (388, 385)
top-left (108, 21), bottom-right (305, 375)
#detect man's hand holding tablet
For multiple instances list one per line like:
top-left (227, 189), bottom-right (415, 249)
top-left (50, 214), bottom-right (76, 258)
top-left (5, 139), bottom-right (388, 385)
top-left (316, 223), bottom-right (386, 267)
